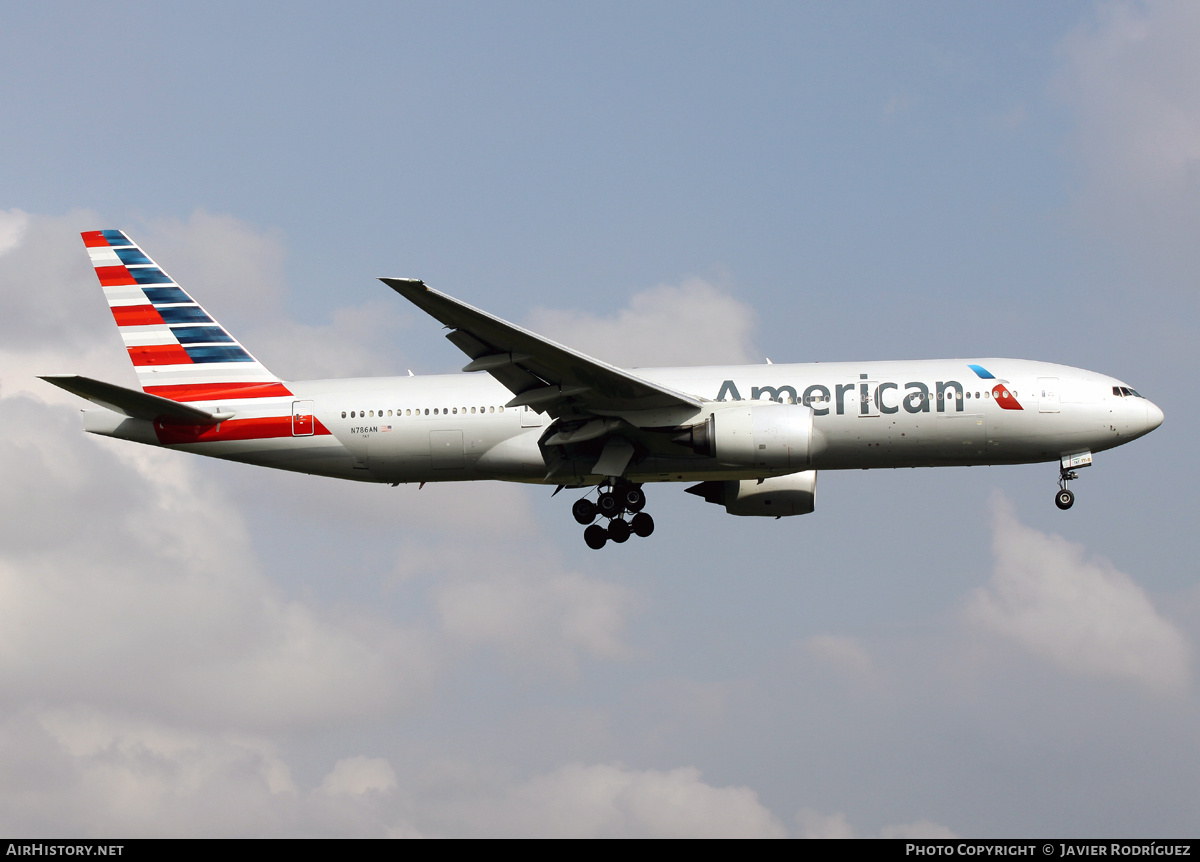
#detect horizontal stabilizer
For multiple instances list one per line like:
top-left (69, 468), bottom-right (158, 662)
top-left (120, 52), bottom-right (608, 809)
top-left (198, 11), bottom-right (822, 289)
top-left (40, 375), bottom-right (234, 425)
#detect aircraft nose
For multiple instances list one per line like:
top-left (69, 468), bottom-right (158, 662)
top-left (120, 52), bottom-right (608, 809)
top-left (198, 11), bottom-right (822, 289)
top-left (1144, 400), bottom-right (1164, 433)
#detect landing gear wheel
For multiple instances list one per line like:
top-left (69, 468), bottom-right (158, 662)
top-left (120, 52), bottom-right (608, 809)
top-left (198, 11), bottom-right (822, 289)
top-left (572, 498), bottom-right (598, 525)
top-left (623, 486), bottom-right (646, 512)
top-left (607, 518), bottom-right (631, 543)
top-left (1055, 488), bottom-right (1075, 510)
top-left (631, 512), bottom-right (655, 538)
top-left (584, 524), bottom-right (608, 549)
top-left (597, 492), bottom-right (622, 519)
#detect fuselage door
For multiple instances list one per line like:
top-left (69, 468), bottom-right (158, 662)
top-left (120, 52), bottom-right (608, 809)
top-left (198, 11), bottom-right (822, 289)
top-left (292, 400), bottom-right (315, 436)
top-left (1038, 378), bottom-right (1060, 414)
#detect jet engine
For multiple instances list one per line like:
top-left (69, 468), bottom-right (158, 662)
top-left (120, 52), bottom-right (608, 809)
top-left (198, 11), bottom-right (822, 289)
top-left (675, 402), bottom-right (815, 471)
top-left (685, 471), bottom-right (818, 517)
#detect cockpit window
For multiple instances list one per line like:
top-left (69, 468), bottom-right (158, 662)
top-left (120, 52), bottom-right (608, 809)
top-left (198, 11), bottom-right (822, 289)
top-left (1113, 386), bottom-right (1123, 397)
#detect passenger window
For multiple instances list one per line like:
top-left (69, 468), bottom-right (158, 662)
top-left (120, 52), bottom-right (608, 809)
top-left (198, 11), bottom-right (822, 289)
top-left (342, 411), bottom-right (347, 418)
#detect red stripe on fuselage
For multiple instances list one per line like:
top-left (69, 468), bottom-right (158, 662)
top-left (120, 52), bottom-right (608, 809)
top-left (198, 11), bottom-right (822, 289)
top-left (129, 344), bottom-right (193, 366)
top-left (112, 305), bottom-right (165, 326)
top-left (81, 231), bottom-right (109, 248)
top-left (142, 382), bottom-right (294, 402)
top-left (94, 265), bottom-right (137, 286)
top-left (153, 416), bottom-right (331, 445)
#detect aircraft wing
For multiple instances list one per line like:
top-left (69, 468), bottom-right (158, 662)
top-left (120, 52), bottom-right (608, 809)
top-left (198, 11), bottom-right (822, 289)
top-left (381, 279), bottom-right (703, 418)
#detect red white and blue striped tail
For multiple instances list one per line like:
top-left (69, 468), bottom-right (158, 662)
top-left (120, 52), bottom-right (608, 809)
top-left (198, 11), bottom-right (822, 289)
top-left (82, 230), bottom-right (290, 403)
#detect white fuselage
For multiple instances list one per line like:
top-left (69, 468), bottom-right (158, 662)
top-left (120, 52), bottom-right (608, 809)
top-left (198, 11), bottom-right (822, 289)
top-left (85, 357), bottom-right (1163, 486)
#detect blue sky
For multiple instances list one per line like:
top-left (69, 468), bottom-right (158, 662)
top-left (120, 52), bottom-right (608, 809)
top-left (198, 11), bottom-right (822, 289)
top-left (1, 1), bottom-right (1197, 836)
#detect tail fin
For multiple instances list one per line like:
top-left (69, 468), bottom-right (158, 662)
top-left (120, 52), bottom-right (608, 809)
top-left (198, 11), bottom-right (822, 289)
top-left (82, 230), bottom-right (289, 403)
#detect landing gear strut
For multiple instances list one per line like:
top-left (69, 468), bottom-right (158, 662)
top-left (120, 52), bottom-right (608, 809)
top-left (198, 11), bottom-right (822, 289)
top-left (574, 481), bottom-right (654, 548)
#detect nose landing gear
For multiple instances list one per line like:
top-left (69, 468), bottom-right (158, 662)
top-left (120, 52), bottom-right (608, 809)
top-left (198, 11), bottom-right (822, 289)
top-left (574, 481), bottom-right (654, 548)
top-left (1054, 452), bottom-right (1092, 511)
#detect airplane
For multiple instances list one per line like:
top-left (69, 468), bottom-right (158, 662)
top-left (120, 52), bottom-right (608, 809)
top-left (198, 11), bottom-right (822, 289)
top-left (43, 230), bottom-right (1164, 549)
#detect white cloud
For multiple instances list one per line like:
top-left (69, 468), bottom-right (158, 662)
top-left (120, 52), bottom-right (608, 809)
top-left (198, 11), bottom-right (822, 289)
top-left (0, 209), bottom-right (113, 354)
top-left (394, 541), bottom-right (636, 676)
top-left (139, 210), bottom-right (289, 326)
top-left (0, 396), bottom-right (437, 729)
top-left (462, 763), bottom-right (787, 838)
top-left (804, 634), bottom-right (876, 680)
top-left (797, 809), bottom-right (956, 839)
top-left (525, 278), bottom-right (759, 368)
top-left (0, 708), bottom-right (300, 836)
top-left (0, 208), bottom-right (29, 258)
top-left (881, 93), bottom-right (916, 120)
top-left (797, 808), bottom-right (856, 838)
top-left (0, 210), bottom-right (652, 834)
top-left (965, 496), bottom-right (1190, 692)
top-left (320, 756), bottom-right (398, 796)
top-left (240, 301), bottom-right (411, 381)
top-left (880, 819), bottom-right (958, 839)
top-left (1055, 0), bottom-right (1200, 281)
top-left (1057, 0), bottom-right (1200, 195)
top-left (140, 210), bottom-right (414, 381)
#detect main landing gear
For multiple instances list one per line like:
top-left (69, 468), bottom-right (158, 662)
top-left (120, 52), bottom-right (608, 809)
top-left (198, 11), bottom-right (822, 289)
top-left (573, 481), bottom-right (654, 549)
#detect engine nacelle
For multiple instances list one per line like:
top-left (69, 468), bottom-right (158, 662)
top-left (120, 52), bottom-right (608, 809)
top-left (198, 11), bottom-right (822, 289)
top-left (685, 471), bottom-right (818, 517)
top-left (678, 402), bottom-right (814, 471)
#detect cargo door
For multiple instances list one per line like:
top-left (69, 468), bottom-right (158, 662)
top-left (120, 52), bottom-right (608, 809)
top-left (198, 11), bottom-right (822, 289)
top-left (430, 429), bottom-right (464, 469)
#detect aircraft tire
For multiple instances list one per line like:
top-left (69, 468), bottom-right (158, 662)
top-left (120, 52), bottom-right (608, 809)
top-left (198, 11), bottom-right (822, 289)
top-left (597, 492), bottom-right (622, 518)
top-left (624, 487), bottom-right (646, 512)
top-left (607, 518), bottom-right (631, 543)
top-left (584, 524), bottom-right (608, 549)
top-left (573, 498), bottom-right (598, 525)
top-left (1055, 489), bottom-right (1075, 510)
top-left (631, 512), bottom-right (654, 537)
